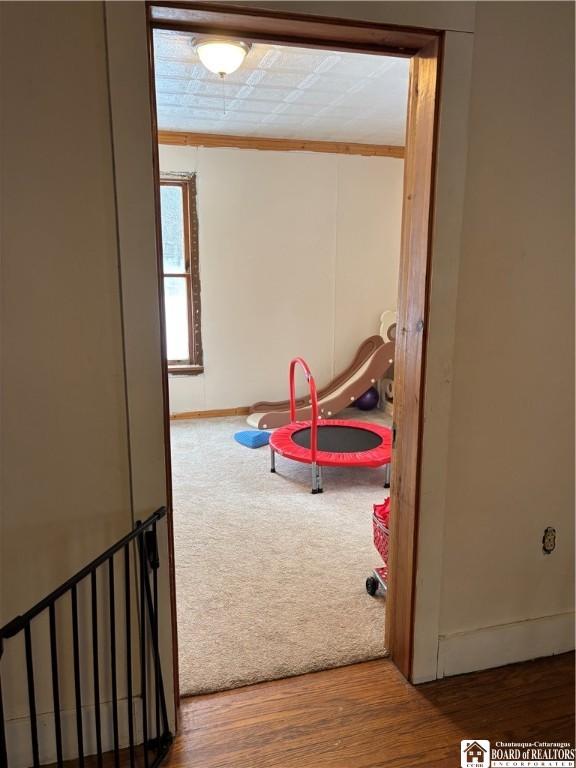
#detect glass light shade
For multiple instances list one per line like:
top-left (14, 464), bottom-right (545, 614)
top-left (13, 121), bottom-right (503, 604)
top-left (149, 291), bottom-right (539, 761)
top-left (196, 40), bottom-right (250, 76)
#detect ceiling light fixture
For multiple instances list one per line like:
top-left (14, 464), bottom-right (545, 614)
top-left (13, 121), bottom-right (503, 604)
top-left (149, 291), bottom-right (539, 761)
top-left (195, 39), bottom-right (251, 77)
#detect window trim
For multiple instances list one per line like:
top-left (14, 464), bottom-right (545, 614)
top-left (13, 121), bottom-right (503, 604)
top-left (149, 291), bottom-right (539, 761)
top-left (160, 176), bottom-right (203, 374)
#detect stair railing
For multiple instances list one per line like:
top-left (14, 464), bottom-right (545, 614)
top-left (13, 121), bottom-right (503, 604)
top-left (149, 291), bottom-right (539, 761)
top-left (0, 508), bottom-right (172, 768)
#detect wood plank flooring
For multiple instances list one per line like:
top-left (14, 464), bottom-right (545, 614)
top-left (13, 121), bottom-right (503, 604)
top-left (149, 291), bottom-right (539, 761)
top-left (165, 653), bottom-right (575, 768)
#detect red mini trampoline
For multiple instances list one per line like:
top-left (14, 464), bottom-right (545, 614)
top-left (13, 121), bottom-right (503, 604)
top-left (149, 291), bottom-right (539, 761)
top-left (269, 357), bottom-right (392, 493)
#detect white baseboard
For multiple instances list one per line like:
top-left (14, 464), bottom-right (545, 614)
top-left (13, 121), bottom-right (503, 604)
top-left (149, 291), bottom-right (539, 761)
top-left (437, 611), bottom-right (575, 678)
top-left (6, 697), bottom-right (143, 768)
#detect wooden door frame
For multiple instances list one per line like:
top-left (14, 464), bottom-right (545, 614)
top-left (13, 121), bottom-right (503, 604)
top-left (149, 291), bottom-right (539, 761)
top-left (145, 0), bottom-right (442, 704)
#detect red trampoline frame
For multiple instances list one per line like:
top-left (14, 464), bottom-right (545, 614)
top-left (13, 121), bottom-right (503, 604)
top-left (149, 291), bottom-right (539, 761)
top-left (271, 418), bottom-right (392, 467)
top-left (269, 357), bottom-right (392, 492)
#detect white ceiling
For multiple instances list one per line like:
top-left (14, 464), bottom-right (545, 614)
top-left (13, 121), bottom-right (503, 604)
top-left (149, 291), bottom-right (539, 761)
top-left (153, 30), bottom-right (410, 145)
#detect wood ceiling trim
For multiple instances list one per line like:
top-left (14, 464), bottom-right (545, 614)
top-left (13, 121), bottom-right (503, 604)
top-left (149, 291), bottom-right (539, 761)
top-left (158, 130), bottom-right (405, 158)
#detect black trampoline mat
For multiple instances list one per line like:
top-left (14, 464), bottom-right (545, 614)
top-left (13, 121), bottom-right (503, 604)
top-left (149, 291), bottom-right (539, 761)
top-left (292, 425), bottom-right (383, 453)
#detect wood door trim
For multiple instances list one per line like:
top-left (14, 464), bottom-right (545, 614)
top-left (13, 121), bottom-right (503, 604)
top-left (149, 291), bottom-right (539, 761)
top-left (385, 37), bottom-right (441, 678)
top-left (145, 12), bottom-right (181, 720)
top-left (158, 131), bottom-right (405, 158)
top-left (149, 1), bottom-right (437, 55)
top-left (146, 1), bottom-right (442, 690)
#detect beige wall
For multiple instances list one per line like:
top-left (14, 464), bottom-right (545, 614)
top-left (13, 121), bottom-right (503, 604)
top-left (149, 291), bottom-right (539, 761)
top-left (159, 145), bottom-right (403, 414)
top-left (248, 1), bottom-right (476, 32)
top-left (437, 0), bottom-right (575, 671)
top-left (0, 0), bottom-right (133, 751)
top-left (0, 0), bottom-right (131, 624)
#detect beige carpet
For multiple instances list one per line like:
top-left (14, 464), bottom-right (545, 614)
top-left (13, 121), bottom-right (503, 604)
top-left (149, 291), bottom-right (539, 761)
top-left (171, 410), bottom-right (390, 696)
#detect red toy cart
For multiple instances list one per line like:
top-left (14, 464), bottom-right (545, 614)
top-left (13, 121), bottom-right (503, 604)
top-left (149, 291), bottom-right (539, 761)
top-left (366, 498), bottom-right (390, 595)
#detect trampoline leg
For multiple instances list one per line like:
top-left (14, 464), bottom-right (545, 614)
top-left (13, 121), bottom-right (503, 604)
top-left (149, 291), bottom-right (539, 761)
top-left (311, 462), bottom-right (323, 494)
top-left (384, 463), bottom-right (391, 489)
top-left (270, 447), bottom-right (276, 473)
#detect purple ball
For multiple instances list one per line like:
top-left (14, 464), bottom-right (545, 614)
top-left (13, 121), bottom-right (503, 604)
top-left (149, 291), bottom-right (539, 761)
top-left (356, 386), bottom-right (379, 411)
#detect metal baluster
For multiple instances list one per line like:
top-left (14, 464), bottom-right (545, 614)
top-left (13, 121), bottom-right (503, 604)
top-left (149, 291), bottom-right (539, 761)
top-left (124, 544), bottom-right (135, 767)
top-left (109, 558), bottom-right (119, 766)
top-left (49, 604), bottom-right (63, 767)
top-left (71, 585), bottom-right (84, 768)
top-left (90, 572), bottom-right (103, 766)
top-left (152, 524), bottom-right (160, 748)
top-left (0, 662), bottom-right (8, 768)
top-left (138, 530), bottom-right (149, 767)
top-left (24, 623), bottom-right (40, 767)
top-left (141, 537), bottom-right (170, 741)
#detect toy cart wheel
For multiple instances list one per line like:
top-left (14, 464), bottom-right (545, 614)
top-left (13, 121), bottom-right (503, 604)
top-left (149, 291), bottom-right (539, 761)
top-left (365, 576), bottom-right (379, 596)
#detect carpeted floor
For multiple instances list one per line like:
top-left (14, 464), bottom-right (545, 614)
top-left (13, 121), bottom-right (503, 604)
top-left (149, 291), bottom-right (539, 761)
top-left (171, 409), bottom-right (391, 697)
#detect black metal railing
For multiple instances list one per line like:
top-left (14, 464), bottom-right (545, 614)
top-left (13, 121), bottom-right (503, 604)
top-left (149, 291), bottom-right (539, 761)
top-left (0, 508), bottom-right (172, 768)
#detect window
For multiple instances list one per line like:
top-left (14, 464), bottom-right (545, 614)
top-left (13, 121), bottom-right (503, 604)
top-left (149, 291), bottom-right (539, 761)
top-left (159, 177), bottom-right (203, 374)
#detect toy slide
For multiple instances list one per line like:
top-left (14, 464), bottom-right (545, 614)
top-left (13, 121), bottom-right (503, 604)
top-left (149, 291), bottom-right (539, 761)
top-left (247, 335), bottom-right (395, 430)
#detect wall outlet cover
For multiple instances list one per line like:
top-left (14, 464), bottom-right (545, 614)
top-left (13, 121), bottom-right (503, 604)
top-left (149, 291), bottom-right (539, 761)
top-left (542, 526), bottom-right (556, 554)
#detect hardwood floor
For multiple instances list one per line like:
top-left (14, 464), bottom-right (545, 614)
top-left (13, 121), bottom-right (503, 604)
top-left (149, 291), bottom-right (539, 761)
top-left (165, 653), bottom-right (575, 768)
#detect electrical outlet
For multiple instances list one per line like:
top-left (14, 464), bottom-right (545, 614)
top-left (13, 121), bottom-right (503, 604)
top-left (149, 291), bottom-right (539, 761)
top-left (542, 527), bottom-right (556, 554)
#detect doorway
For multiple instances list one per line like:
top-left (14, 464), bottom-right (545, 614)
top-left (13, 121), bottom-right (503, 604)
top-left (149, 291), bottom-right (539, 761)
top-left (146, 1), bottom-right (441, 704)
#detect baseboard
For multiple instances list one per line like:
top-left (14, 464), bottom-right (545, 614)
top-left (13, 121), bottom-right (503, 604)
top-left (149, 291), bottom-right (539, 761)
top-left (437, 611), bottom-right (575, 678)
top-left (6, 697), bottom-right (143, 768)
top-left (170, 406), bottom-right (249, 420)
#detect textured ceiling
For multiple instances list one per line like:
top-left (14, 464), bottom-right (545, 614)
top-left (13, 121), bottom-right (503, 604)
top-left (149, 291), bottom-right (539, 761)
top-left (153, 30), bottom-right (410, 145)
